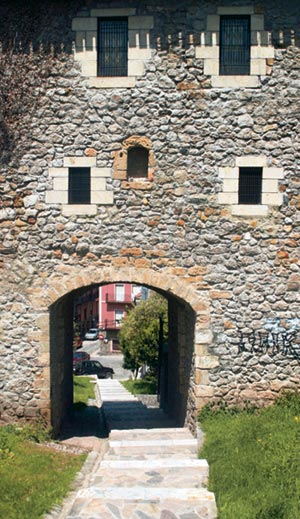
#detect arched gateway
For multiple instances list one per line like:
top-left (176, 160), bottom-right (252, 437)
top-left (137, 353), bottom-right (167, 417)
top-left (24, 266), bottom-right (212, 435)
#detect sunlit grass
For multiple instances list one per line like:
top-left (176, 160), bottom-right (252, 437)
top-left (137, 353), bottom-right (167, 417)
top-left (198, 392), bottom-right (300, 519)
top-left (73, 375), bottom-right (96, 411)
top-left (121, 375), bottom-right (157, 395)
top-left (0, 424), bottom-right (86, 519)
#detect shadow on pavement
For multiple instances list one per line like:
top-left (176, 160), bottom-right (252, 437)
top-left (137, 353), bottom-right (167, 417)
top-left (59, 403), bottom-right (108, 442)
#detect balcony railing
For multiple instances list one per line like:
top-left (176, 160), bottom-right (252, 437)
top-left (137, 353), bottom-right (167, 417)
top-left (99, 319), bottom-right (124, 330)
top-left (105, 293), bottom-right (133, 304)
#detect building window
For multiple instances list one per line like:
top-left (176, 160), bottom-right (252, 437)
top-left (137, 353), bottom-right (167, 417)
top-left (238, 167), bottom-right (262, 204)
top-left (127, 146), bottom-right (149, 178)
top-left (115, 284), bottom-right (125, 302)
top-left (68, 167), bottom-right (91, 204)
top-left (97, 17), bottom-right (128, 77)
top-left (115, 309), bottom-right (125, 326)
top-left (220, 16), bottom-right (250, 75)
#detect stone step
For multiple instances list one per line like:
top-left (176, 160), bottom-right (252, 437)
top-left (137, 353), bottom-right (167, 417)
top-left (68, 495), bottom-right (217, 519)
top-left (78, 485), bottom-right (216, 503)
top-left (103, 408), bottom-right (165, 417)
top-left (109, 427), bottom-right (194, 440)
top-left (101, 458), bottom-right (208, 469)
top-left (91, 464), bottom-right (209, 488)
top-left (106, 444), bottom-right (199, 460)
top-left (105, 420), bottom-right (177, 431)
top-left (109, 438), bottom-right (197, 448)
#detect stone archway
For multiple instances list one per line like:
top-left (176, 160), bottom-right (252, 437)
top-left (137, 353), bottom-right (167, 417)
top-left (28, 266), bottom-right (214, 436)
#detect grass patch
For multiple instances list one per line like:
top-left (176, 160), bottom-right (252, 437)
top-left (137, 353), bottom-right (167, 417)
top-left (121, 375), bottom-right (157, 395)
top-left (0, 424), bottom-right (86, 519)
top-left (73, 375), bottom-right (96, 411)
top-left (198, 392), bottom-right (300, 519)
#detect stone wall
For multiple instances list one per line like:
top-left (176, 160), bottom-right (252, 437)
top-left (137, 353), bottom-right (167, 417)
top-left (0, 0), bottom-right (300, 431)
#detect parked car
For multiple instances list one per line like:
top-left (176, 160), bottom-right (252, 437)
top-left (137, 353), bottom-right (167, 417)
top-left (76, 360), bottom-right (114, 379)
top-left (84, 328), bottom-right (99, 340)
top-left (73, 351), bottom-right (90, 373)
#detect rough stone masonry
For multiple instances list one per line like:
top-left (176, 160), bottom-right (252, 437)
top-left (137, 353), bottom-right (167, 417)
top-left (0, 0), bottom-right (299, 433)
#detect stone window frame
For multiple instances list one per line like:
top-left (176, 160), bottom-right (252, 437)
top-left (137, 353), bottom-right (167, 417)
top-left (46, 157), bottom-right (114, 216)
top-left (112, 136), bottom-right (155, 190)
top-left (195, 6), bottom-right (275, 88)
top-left (217, 156), bottom-right (284, 216)
top-left (72, 8), bottom-right (154, 89)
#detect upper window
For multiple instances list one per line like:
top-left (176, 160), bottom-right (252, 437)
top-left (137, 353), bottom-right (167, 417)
top-left (115, 284), bottom-right (125, 302)
top-left (127, 146), bottom-right (149, 178)
top-left (238, 167), bottom-right (262, 204)
top-left (97, 17), bottom-right (128, 77)
top-left (68, 167), bottom-right (91, 204)
top-left (220, 16), bottom-right (250, 75)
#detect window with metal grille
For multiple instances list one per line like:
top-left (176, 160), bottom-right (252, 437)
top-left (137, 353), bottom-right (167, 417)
top-left (68, 167), bottom-right (91, 204)
top-left (97, 17), bottom-right (128, 77)
top-left (239, 167), bottom-right (262, 204)
top-left (127, 146), bottom-right (149, 178)
top-left (220, 16), bottom-right (250, 75)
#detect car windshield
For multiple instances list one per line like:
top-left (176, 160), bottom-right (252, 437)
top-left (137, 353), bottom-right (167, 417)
top-left (88, 329), bottom-right (98, 333)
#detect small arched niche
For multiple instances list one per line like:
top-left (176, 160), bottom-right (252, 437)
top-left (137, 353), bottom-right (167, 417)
top-left (113, 135), bottom-right (155, 183)
top-left (127, 146), bottom-right (149, 179)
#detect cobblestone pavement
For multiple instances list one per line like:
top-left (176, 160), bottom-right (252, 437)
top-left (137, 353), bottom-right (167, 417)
top-left (55, 380), bottom-right (217, 519)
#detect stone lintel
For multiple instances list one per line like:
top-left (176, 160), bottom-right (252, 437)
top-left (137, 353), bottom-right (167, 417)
top-left (90, 8), bottom-right (136, 17)
top-left (217, 6), bottom-right (255, 15)
top-left (236, 155), bottom-right (267, 167)
top-left (64, 156), bottom-right (96, 168)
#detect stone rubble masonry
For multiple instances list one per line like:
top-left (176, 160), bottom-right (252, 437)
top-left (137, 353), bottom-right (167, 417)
top-left (0, 0), bottom-right (300, 430)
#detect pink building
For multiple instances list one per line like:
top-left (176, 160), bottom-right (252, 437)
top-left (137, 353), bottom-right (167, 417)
top-left (75, 283), bottom-right (145, 352)
top-left (98, 284), bottom-right (143, 351)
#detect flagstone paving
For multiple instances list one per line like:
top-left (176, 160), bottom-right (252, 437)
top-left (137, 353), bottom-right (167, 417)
top-left (64, 379), bottom-right (217, 519)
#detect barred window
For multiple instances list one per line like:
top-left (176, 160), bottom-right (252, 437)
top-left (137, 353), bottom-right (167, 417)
top-left (127, 147), bottom-right (149, 178)
top-left (97, 18), bottom-right (128, 77)
top-left (68, 167), bottom-right (91, 204)
top-left (220, 16), bottom-right (250, 75)
top-left (239, 167), bottom-right (262, 204)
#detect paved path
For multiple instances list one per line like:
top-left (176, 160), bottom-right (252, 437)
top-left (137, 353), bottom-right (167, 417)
top-left (63, 380), bottom-right (217, 519)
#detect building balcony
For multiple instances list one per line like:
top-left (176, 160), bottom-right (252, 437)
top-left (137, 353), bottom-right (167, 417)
top-left (105, 293), bottom-right (133, 304)
top-left (99, 319), bottom-right (123, 330)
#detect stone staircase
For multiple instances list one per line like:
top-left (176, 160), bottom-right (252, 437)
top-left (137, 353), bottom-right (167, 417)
top-left (65, 379), bottom-right (217, 519)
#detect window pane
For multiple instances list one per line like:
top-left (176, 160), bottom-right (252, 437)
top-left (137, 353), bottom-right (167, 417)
top-left (239, 167), bottom-right (262, 204)
top-left (115, 285), bottom-right (125, 301)
top-left (68, 167), bottom-right (90, 204)
top-left (98, 18), bottom-right (128, 77)
top-left (127, 147), bottom-right (149, 178)
top-left (220, 16), bottom-right (250, 75)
